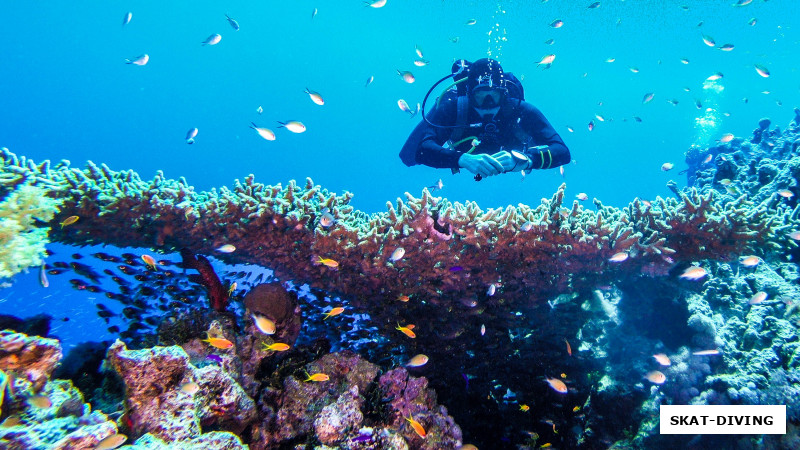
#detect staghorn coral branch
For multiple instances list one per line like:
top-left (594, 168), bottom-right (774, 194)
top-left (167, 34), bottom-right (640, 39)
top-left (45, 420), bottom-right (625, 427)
top-left (2, 147), bottom-right (797, 320)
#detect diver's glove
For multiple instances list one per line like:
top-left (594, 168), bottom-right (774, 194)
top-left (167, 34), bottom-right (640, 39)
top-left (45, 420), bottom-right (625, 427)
top-left (458, 153), bottom-right (505, 178)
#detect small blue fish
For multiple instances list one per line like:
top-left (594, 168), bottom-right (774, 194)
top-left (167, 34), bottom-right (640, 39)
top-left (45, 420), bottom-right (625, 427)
top-left (206, 354), bottom-right (222, 363)
top-left (449, 266), bottom-right (463, 272)
top-left (225, 14), bottom-right (240, 31)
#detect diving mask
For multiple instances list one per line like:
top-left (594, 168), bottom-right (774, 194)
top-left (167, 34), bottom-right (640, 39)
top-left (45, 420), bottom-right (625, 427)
top-left (471, 85), bottom-right (505, 109)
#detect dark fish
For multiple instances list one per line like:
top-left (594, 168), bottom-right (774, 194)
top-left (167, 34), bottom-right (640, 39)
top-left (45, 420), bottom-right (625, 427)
top-left (71, 253), bottom-right (83, 259)
top-left (53, 262), bottom-right (70, 269)
top-left (108, 326), bottom-right (120, 333)
top-left (70, 262), bottom-right (102, 282)
top-left (119, 286), bottom-right (133, 295)
top-left (117, 265), bottom-right (137, 275)
top-left (96, 310), bottom-right (115, 318)
top-left (86, 285), bottom-right (104, 293)
top-left (127, 323), bottom-right (149, 332)
top-left (47, 269), bottom-right (67, 275)
top-left (93, 252), bottom-right (113, 261)
top-left (121, 253), bottom-right (138, 260)
top-left (103, 269), bottom-right (116, 276)
top-left (69, 279), bottom-right (87, 288)
top-left (111, 276), bottom-right (128, 285)
top-left (122, 307), bottom-right (143, 319)
top-left (139, 286), bottom-right (156, 296)
top-left (134, 275), bottom-right (148, 282)
top-left (96, 303), bottom-right (110, 310)
top-left (144, 316), bottom-right (160, 326)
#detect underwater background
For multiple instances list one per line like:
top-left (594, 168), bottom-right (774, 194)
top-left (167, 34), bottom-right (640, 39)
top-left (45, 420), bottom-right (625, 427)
top-left (3, 0), bottom-right (800, 449)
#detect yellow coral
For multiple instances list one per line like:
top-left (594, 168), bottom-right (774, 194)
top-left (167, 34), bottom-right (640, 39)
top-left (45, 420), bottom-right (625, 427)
top-left (0, 184), bottom-right (60, 278)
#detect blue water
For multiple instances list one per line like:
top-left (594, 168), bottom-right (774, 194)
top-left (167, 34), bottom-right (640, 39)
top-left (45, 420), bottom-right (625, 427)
top-left (2, 0), bottom-right (797, 216)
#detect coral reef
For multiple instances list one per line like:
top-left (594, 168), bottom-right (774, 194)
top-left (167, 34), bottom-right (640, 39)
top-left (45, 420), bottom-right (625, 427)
top-left (4, 112), bottom-right (800, 448)
top-left (0, 330), bottom-right (62, 392)
top-left (250, 351), bottom-right (462, 449)
top-left (0, 179), bottom-right (60, 279)
top-left (105, 340), bottom-right (256, 442)
top-left (0, 331), bottom-right (119, 450)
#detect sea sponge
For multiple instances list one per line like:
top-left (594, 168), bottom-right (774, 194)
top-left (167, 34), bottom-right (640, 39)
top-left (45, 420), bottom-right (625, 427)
top-left (0, 184), bottom-right (60, 278)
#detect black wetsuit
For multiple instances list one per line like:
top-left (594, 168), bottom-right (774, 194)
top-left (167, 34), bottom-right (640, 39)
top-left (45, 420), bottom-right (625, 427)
top-left (400, 91), bottom-right (570, 170)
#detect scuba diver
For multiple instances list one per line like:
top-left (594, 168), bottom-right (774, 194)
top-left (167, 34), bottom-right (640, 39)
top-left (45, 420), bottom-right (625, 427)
top-left (400, 58), bottom-right (570, 180)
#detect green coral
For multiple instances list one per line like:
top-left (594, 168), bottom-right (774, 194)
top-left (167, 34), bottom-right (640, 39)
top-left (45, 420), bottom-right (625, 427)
top-left (0, 183), bottom-right (60, 279)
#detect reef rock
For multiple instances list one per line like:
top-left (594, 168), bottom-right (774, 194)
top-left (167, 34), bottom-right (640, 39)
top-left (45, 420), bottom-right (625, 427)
top-left (314, 386), bottom-right (364, 445)
top-left (105, 340), bottom-right (256, 443)
top-left (126, 431), bottom-right (247, 449)
top-left (379, 367), bottom-right (463, 450)
top-left (250, 351), bottom-right (462, 449)
top-left (0, 330), bottom-right (62, 392)
top-left (0, 332), bottom-right (119, 450)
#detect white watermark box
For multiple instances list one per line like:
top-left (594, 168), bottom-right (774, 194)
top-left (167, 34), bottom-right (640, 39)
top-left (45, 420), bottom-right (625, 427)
top-left (660, 405), bottom-right (786, 434)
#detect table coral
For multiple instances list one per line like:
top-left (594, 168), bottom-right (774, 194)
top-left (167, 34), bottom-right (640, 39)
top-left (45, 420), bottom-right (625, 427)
top-left (1, 141), bottom-right (794, 332)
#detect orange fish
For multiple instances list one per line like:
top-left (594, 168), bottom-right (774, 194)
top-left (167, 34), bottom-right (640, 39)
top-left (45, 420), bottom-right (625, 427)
top-left (396, 324), bottom-right (416, 338)
top-left (251, 314), bottom-right (276, 334)
top-left (180, 382), bottom-right (200, 395)
top-left (609, 251), bottom-right (628, 262)
top-left (652, 353), bottom-right (671, 366)
top-left (263, 342), bottom-right (291, 352)
top-left (406, 354), bottom-right (429, 367)
top-left (141, 254), bottom-right (157, 270)
top-left (789, 231), bottom-right (800, 240)
top-left (315, 256), bottom-right (339, 268)
top-left (546, 377), bottom-right (568, 394)
top-left (323, 307), bottom-right (345, 320)
top-left (405, 415), bottom-right (427, 438)
top-left (60, 215), bottom-right (79, 228)
top-left (397, 294), bottom-right (410, 302)
top-left (94, 433), bottom-right (128, 450)
top-left (27, 395), bottom-right (52, 408)
top-left (519, 404), bottom-right (530, 411)
top-left (304, 372), bottom-right (330, 382)
top-left (203, 337), bottom-right (233, 349)
top-left (679, 266), bottom-right (707, 280)
top-left (778, 189), bottom-right (794, 198)
top-left (720, 133), bottom-right (735, 143)
top-left (564, 338), bottom-right (572, 356)
top-left (739, 256), bottom-right (760, 267)
top-left (645, 370), bottom-right (666, 384)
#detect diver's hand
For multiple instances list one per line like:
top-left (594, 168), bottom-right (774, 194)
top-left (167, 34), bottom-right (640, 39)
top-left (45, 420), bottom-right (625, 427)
top-left (491, 151), bottom-right (516, 172)
top-left (458, 153), bottom-right (504, 178)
